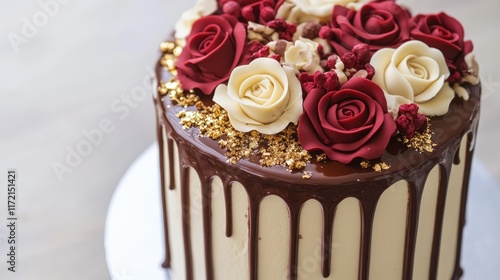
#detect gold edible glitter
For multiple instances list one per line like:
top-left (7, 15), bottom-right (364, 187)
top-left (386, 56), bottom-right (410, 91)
top-left (360, 160), bottom-right (370, 169)
top-left (399, 118), bottom-right (436, 153)
top-left (177, 101), bottom-right (311, 170)
top-left (160, 41), bottom-right (176, 53)
top-left (360, 160), bottom-right (390, 172)
top-left (315, 153), bottom-right (327, 163)
top-left (372, 162), bottom-right (391, 172)
top-left (302, 171), bottom-right (312, 179)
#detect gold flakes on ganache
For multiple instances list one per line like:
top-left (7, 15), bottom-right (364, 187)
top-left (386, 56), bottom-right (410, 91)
top-left (360, 160), bottom-right (391, 172)
top-left (398, 118), bottom-right (437, 153)
top-left (315, 153), bottom-right (327, 163)
top-left (160, 41), bottom-right (183, 74)
top-left (302, 171), bottom-right (312, 179)
top-left (177, 102), bottom-right (311, 170)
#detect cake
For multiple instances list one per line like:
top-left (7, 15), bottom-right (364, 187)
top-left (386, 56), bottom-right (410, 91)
top-left (153, 0), bottom-right (480, 279)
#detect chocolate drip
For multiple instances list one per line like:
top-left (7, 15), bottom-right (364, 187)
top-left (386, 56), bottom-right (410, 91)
top-left (157, 125), bottom-right (171, 268)
top-left (403, 177), bottom-right (425, 279)
top-left (288, 204), bottom-right (301, 279)
top-left (320, 203), bottom-right (336, 278)
top-left (202, 177), bottom-right (214, 280)
top-left (180, 166), bottom-right (194, 280)
top-left (452, 132), bottom-right (477, 279)
top-left (154, 62), bottom-right (481, 280)
top-left (454, 149), bottom-right (461, 165)
top-left (167, 139), bottom-right (175, 190)
top-left (429, 157), bottom-right (454, 279)
top-left (358, 188), bottom-right (383, 280)
top-left (247, 195), bottom-right (260, 280)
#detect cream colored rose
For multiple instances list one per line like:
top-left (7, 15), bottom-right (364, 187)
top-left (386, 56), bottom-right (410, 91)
top-left (371, 40), bottom-right (455, 116)
top-left (174, 0), bottom-right (217, 45)
top-left (213, 58), bottom-right (303, 134)
top-left (276, 0), bottom-right (370, 23)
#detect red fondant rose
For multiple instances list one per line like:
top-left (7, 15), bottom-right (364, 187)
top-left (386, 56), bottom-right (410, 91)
top-left (410, 12), bottom-right (473, 77)
top-left (298, 77), bottom-right (396, 164)
top-left (176, 14), bottom-right (248, 94)
top-left (325, 0), bottom-right (410, 57)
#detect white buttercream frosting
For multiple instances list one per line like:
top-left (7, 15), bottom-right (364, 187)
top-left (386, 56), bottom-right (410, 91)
top-left (371, 40), bottom-right (455, 117)
top-left (213, 58), bottom-right (303, 134)
top-left (174, 0), bottom-right (218, 45)
top-left (276, 0), bottom-right (371, 24)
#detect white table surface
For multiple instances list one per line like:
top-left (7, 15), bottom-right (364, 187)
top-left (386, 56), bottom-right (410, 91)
top-left (105, 144), bottom-right (500, 280)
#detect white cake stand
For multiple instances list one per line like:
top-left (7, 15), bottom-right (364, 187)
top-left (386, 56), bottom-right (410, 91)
top-left (105, 144), bottom-right (500, 280)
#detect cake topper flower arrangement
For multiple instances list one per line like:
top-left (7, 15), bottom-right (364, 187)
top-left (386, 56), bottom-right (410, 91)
top-left (163, 0), bottom-right (479, 167)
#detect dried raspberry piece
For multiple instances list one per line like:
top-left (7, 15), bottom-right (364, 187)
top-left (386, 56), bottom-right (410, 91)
top-left (251, 45), bottom-right (270, 59)
top-left (247, 41), bottom-right (264, 54)
top-left (242, 5), bottom-right (255, 22)
top-left (341, 53), bottom-right (357, 69)
top-left (270, 54), bottom-right (281, 62)
top-left (352, 44), bottom-right (371, 66)
top-left (298, 72), bottom-right (313, 84)
top-left (396, 103), bottom-right (428, 139)
top-left (301, 82), bottom-right (316, 95)
top-left (323, 71), bottom-right (340, 92)
top-left (325, 54), bottom-right (340, 70)
top-left (313, 71), bottom-right (325, 88)
top-left (260, 6), bottom-right (275, 22)
top-left (222, 1), bottom-right (242, 18)
top-left (319, 26), bottom-right (333, 39)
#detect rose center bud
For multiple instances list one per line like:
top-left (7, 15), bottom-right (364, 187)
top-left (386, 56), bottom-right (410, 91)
top-left (251, 80), bottom-right (270, 97)
top-left (241, 75), bottom-right (280, 106)
top-left (408, 61), bottom-right (428, 79)
top-left (338, 99), bottom-right (367, 130)
top-left (431, 26), bottom-right (452, 39)
top-left (365, 11), bottom-right (393, 34)
top-left (341, 108), bottom-right (355, 117)
top-left (200, 35), bottom-right (215, 52)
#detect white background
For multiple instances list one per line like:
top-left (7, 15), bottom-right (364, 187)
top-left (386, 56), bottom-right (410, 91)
top-left (1, 0), bottom-right (499, 279)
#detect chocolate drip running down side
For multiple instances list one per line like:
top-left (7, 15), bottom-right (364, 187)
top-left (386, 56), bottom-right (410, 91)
top-left (154, 62), bottom-right (481, 280)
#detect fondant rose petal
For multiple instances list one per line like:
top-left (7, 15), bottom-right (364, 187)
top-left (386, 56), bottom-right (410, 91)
top-left (417, 83), bottom-right (455, 116)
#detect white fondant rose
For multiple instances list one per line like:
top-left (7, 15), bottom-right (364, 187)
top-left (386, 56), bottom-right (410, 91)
top-left (276, 0), bottom-right (370, 23)
top-left (213, 58), bottom-right (303, 134)
top-left (371, 40), bottom-right (455, 116)
top-left (174, 0), bottom-right (217, 45)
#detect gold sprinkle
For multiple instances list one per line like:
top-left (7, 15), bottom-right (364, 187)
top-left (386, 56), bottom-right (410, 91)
top-left (360, 160), bottom-right (370, 169)
top-left (399, 118), bottom-right (436, 153)
top-left (372, 162), bottom-right (391, 172)
top-left (316, 153), bottom-right (327, 163)
top-left (302, 171), bottom-right (312, 179)
top-left (176, 102), bottom-right (311, 170)
top-left (173, 46), bottom-right (183, 57)
top-left (160, 41), bottom-right (176, 53)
